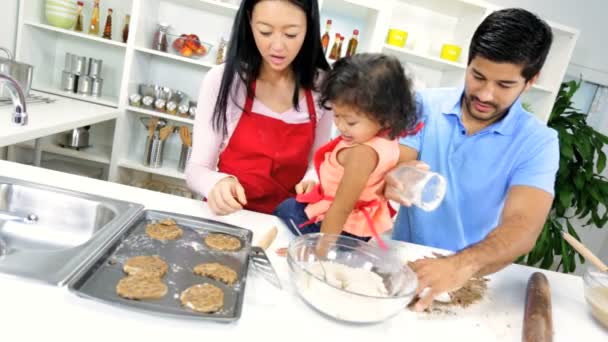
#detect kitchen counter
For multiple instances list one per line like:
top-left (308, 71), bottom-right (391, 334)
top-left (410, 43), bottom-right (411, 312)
top-left (0, 160), bottom-right (605, 341)
top-left (0, 91), bottom-right (118, 147)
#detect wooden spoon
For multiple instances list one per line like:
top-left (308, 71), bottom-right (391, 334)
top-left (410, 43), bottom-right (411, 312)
top-left (562, 231), bottom-right (608, 272)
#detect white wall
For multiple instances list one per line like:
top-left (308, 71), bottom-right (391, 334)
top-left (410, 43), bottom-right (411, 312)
top-left (0, 0), bottom-right (19, 55)
top-left (486, 0), bottom-right (608, 86)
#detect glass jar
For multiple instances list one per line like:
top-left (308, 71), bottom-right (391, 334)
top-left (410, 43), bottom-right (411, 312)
top-left (152, 23), bottom-right (170, 52)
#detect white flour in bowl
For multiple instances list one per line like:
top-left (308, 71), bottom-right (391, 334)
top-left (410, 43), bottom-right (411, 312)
top-left (295, 261), bottom-right (407, 323)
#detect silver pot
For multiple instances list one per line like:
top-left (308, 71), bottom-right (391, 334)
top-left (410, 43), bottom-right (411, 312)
top-left (0, 47), bottom-right (33, 100)
top-left (64, 126), bottom-right (90, 149)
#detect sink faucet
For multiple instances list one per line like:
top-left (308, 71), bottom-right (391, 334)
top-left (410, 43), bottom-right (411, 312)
top-left (0, 73), bottom-right (28, 125)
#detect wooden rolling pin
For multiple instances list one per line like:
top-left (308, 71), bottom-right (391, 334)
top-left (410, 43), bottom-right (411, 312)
top-left (255, 226), bottom-right (278, 250)
top-left (522, 272), bottom-right (553, 342)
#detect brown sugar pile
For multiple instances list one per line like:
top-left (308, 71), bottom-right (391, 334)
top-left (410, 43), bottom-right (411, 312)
top-left (440, 277), bottom-right (489, 308)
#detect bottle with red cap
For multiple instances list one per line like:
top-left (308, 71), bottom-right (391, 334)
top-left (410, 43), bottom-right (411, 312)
top-left (328, 33), bottom-right (341, 60)
top-left (74, 1), bottom-right (84, 32)
top-left (346, 29), bottom-right (359, 57)
top-left (321, 19), bottom-right (332, 54)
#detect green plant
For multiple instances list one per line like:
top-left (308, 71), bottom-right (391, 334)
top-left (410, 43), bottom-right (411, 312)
top-left (519, 80), bottom-right (608, 273)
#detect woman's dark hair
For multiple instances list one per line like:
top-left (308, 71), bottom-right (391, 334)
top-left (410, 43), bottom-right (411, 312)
top-left (319, 53), bottom-right (417, 139)
top-left (468, 8), bottom-right (553, 81)
top-left (212, 0), bottom-right (330, 135)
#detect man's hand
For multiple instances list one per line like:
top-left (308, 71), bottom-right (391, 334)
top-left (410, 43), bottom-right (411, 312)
top-left (295, 180), bottom-right (317, 195)
top-left (384, 160), bottom-right (429, 206)
top-left (409, 254), bottom-right (478, 312)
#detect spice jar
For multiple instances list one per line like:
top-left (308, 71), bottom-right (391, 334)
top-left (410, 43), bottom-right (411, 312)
top-left (129, 93), bottom-right (142, 106)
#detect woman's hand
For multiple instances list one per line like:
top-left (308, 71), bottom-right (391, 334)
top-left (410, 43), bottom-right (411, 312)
top-left (207, 177), bottom-right (247, 215)
top-left (295, 180), bottom-right (317, 195)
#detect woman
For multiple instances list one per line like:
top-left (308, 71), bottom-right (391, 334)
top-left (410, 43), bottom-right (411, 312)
top-left (186, 0), bottom-right (332, 215)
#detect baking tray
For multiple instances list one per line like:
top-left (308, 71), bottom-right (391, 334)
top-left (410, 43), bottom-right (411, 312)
top-left (68, 210), bottom-right (253, 322)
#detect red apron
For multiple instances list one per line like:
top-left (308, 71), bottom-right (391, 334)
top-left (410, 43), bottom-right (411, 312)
top-left (217, 80), bottom-right (317, 214)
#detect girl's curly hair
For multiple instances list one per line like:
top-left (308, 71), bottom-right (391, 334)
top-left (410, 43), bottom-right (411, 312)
top-left (319, 53), bottom-right (417, 139)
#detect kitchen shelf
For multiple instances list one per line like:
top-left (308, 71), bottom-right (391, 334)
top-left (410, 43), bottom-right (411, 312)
top-left (127, 106), bottom-right (195, 124)
top-left (168, 0), bottom-right (239, 14)
top-left (531, 84), bottom-right (554, 93)
top-left (17, 141), bottom-right (112, 164)
top-left (135, 47), bottom-right (216, 69)
top-left (35, 86), bottom-right (119, 108)
top-left (23, 21), bottom-right (128, 48)
top-left (118, 159), bottom-right (186, 180)
top-left (382, 44), bottom-right (467, 71)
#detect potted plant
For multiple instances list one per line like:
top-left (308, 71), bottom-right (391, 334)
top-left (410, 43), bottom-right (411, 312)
top-left (519, 80), bottom-right (608, 273)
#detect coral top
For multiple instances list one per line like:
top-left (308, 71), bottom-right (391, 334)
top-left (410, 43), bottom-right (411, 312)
top-left (298, 136), bottom-right (399, 238)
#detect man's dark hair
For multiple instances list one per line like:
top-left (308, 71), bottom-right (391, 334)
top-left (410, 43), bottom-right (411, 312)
top-left (468, 8), bottom-right (553, 81)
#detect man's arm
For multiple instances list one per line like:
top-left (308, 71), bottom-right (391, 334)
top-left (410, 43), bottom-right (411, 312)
top-left (410, 185), bottom-right (553, 311)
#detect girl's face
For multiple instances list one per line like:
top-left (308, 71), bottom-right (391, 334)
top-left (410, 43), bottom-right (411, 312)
top-left (332, 103), bottom-right (383, 144)
top-left (250, 1), bottom-right (307, 72)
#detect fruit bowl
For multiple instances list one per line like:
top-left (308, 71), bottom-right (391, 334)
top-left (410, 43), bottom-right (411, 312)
top-left (170, 34), bottom-right (213, 59)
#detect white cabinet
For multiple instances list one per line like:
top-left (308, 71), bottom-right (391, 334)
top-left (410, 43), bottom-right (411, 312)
top-left (13, 0), bottom-right (578, 197)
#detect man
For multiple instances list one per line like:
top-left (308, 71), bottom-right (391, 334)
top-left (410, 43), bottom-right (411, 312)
top-left (388, 8), bottom-right (559, 311)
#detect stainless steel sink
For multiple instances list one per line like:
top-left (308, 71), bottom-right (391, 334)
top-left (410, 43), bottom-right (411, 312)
top-left (0, 176), bottom-right (142, 285)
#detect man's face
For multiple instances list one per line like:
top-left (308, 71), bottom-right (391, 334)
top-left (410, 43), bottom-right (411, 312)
top-left (463, 56), bottom-right (537, 123)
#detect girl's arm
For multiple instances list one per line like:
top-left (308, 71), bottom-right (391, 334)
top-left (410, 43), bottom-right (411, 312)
top-left (320, 144), bottom-right (379, 235)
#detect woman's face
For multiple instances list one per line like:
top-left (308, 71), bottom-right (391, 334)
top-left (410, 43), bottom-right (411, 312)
top-left (250, 0), bottom-right (307, 72)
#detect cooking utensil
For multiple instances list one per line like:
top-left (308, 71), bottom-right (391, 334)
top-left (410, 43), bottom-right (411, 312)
top-left (177, 126), bottom-right (192, 172)
top-left (250, 246), bottom-right (282, 289)
top-left (523, 272), bottom-right (553, 342)
top-left (288, 218), bottom-right (327, 280)
top-left (255, 226), bottom-right (278, 250)
top-left (561, 231), bottom-right (608, 272)
top-left (68, 210), bottom-right (254, 322)
top-left (64, 126), bottom-right (90, 149)
top-left (287, 233), bottom-right (418, 323)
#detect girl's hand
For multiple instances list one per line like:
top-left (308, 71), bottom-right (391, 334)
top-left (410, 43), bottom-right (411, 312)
top-left (207, 177), bottom-right (247, 215)
top-left (295, 180), bottom-right (317, 195)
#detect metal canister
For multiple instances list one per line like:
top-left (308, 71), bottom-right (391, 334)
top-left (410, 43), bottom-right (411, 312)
top-left (177, 103), bottom-right (189, 116)
top-left (91, 77), bottom-right (103, 97)
top-left (77, 75), bottom-right (93, 95)
top-left (142, 95), bottom-right (154, 108)
top-left (177, 144), bottom-right (192, 172)
top-left (71, 55), bottom-right (87, 75)
top-left (64, 52), bottom-right (73, 71)
top-left (129, 93), bottom-right (142, 106)
top-left (87, 58), bottom-right (103, 78)
top-left (166, 100), bottom-right (177, 115)
top-left (188, 101), bottom-right (197, 117)
top-left (154, 98), bottom-right (166, 112)
top-left (61, 71), bottom-right (77, 92)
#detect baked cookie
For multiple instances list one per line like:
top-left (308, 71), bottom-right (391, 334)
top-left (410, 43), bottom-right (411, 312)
top-left (204, 233), bottom-right (242, 251)
top-left (193, 262), bottom-right (238, 285)
top-left (146, 221), bottom-right (183, 240)
top-left (180, 283), bottom-right (224, 313)
top-left (116, 276), bottom-right (168, 300)
top-left (159, 218), bottom-right (177, 226)
top-left (123, 255), bottom-right (168, 278)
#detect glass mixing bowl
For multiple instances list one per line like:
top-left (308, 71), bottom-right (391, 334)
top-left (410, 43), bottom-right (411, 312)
top-left (287, 233), bottom-right (418, 323)
top-left (583, 265), bottom-right (608, 328)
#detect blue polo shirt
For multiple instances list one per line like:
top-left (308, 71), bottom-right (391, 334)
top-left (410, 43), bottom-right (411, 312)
top-left (393, 87), bottom-right (559, 251)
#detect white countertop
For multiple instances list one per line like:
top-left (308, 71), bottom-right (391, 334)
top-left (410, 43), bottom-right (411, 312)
top-left (0, 92), bottom-right (119, 147)
top-left (0, 160), bottom-right (605, 341)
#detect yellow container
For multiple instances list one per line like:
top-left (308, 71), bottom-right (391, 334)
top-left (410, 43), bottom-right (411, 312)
top-left (386, 29), bottom-right (408, 48)
top-left (440, 44), bottom-right (462, 62)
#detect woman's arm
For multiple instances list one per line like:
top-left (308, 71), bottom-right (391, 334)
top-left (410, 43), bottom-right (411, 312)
top-left (300, 101), bottom-right (334, 183)
top-left (320, 144), bottom-right (379, 234)
top-left (185, 66), bottom-right (234, 198)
